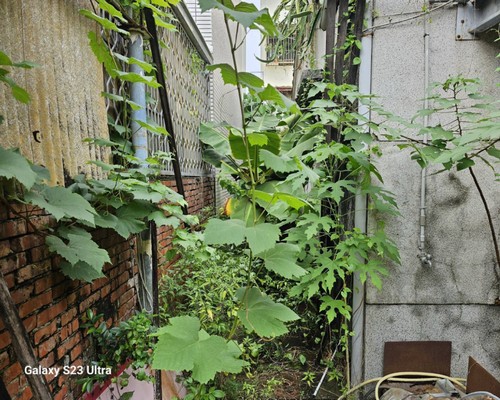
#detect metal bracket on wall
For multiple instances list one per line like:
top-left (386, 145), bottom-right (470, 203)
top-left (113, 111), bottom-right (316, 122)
top-left (456, 0), bottom-right (500, 41)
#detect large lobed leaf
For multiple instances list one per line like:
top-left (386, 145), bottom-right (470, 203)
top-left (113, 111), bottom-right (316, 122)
top-left (0, 147), bottom-right (38, 190)
top-left (258, 243), bottom-right (306, 279)
top-left (25, 186), bottom-right (97, 226)
top-left (236, 287), bottom-right (299, 337)
top-left (152, 316), bottom-right (247, 383)
top-left (46, 228), bottom-right (110, 282)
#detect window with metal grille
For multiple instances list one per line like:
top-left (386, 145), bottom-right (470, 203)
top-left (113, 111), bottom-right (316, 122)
top-left (266, 36), bottom-right (295, 64)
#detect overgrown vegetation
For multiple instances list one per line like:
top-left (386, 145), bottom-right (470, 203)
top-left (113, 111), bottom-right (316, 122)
top-left (80, 310), bottom-right (156, 396)
top-left (386, 76), bottom-right (500, 275)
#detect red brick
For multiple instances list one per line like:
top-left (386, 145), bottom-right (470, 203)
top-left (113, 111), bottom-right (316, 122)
top-left (23, 315), bottom-right (36, 332)
top-left (61, 309), bottom-right (77, 326)
top-left (18, 385), bottom-right (32, 400)
top-left (100, 285), bottom-right (111, 298)
top-left (78, 291), bottom-right (100, 313)
top-left (19, 290), bottom-right (52, 317)
top-left (4, 273), bottom-right (14, 288)
top-left (11, 285), bottom-right (33, 304)
top-left (110, 285), bottom-right (127, 303)
top-left (1, 252), bottom-right (26, 274)
top-left (57, 334), bottom-right (80, 359)
top-left (40, 351), bottom-right (55, 369)
top-left (119, 288), bottom-right (134, 306)
top-left (34, 275), bottom-right (62, 295)
top-left (70, 344), bottom-right (82, 361)
top-left (38, 336), bottom-right (57, 358)
top-left (0, 219), bottom-right (27, 238)
top-left (11, 235), bottom-right (44, 252)
top-left (3, 362), bottom-right (22, 384)
top-left (17, 261), bottom-right (51, 283)
top-left (6, 377), bottom-right (20, 397)
top-left (30, 245), bottom-right (50, 262)
top-left (37, 300), bottom-right (67, 326)
top-left (0, 351), bottom-right (9, 370)
top-left (0, 331), bottom-right (12, 350)
top-left (54, 384), bottom-right (68, 400)
top-left (26, 215), bottom-right (51, 233)
top-left (34, 320), bottom-right (57, 344)
top-left (0, 240), bottom-right (13, 258)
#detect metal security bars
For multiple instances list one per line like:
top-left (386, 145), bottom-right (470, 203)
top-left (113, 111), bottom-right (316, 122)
top-left (266, 36), bottom-right (296, 64)
top-left (101, 6), bottom-right (213, 177)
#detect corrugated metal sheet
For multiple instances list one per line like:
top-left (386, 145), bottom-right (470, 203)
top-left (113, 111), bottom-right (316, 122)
top-left (0, 0), bottom-right (109, 185)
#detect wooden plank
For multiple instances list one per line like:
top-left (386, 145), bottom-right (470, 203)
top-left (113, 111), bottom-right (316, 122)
top-left (0, 271), bottom-right (52, 400)
top-left (383, 341), bottom-right (452, 376)
top-left (466, 356), bottom-right (500, 396)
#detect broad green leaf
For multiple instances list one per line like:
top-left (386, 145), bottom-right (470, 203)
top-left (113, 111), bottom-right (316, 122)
top-left (148, 211), bottom-right (180, 228)
top-left (97, 0), bottom-right (127, 22)
top-left (60, 261), bottom-right (106, 282)
top-left (206, 64), bottom-right (237, 85)
top-left (114, 53), bottom-right (155, 73)
top-left (0, 51), bottom-right (12, 66)
top-left (0, 147), bottom-right (37, 189)
top-left (88, 32), bottom-right (117, 78)
top-left (46, 229), bottom-right (110, 280)
top-left (260, 149), bottom-right (297, 173)
top-left (236, 287), bottom-right (299, 337)
top-left (486, 146), bottom-right (500, 159)
top-left (11, 85), bottom-right (30, 103)
top-left (247, 133), bottom-right (268, 146)
top-left (154, 15), bottom-right (177, 31)
top-left (228, 132), bottom-right (250, 160)
top-left (259, 243), bottom-right (306, 279)
top-left (229, 197), bottom-right (263, 226)
top-left (80, 10), bottom-right (129, 35)
top-left (153, 316), bottom-right (247, 383)
top-left (199, 123), bottom-right (231, 154)
top-left (256, 85), bottom-right (297, 110)
top-left (245, 223), bottom-right (280, 255)
top-left (238, 72), bottom-right (264, 88)
top-left (113, 70), bottom-right (161, 88)
top-left (25, 186), bottom-right (97, 225)
top-left (230, 131), bottom-right (281, 161)
top-left (204, 218), bottom-right (246, 246)
top-left (253, 189), bottom-right (308, 210)
top-left (319, 296), bottom-right (352, 323)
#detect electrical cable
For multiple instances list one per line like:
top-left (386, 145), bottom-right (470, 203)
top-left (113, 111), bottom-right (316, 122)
top-left (374, 372), bottom-right (467, 399)
top-left (364, 0), bottom-right (455, 33)
top-left (337, 372), bottom-right (467, 400)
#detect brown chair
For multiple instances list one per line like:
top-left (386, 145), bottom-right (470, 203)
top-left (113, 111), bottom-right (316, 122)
top-left (383, 341), bottom-right (452, 376)
top-left (466, 356), bottom-right (500, 396)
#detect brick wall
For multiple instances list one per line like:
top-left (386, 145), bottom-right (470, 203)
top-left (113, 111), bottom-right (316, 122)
top-left (0, 204), bottom-right (139, 400)
top-left (0, 175), bottom-right (215, 399)
top-left (157, 175), bottom-right (215, 269)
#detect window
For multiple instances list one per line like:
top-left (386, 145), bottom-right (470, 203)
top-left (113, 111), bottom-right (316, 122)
top-left (266, 36), bottom-right (295, 64)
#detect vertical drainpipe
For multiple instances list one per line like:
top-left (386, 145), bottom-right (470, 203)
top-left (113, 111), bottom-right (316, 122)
top-left (129, 32), bottom-right (154, 313)
top-left (350, 1), bottom-right (372, 387)
top-left (419, 14), bottom-right (432, 268)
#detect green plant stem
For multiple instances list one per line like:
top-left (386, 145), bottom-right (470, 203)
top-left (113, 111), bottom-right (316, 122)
top-left (468, 166), bottom-right (500, 270)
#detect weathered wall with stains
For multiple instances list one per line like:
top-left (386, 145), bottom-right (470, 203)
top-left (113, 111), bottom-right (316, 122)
top-left (0, 0), bottom-right (109, 186)
top-left (362, 0), bottom-right (500, 382)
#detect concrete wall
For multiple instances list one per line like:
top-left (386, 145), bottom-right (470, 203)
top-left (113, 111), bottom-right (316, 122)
top-left (0, 0), bottom-right (109, 186)
top-left (211, 11), bottom-right (246, 128)
top-left (362, 0), bottom-right (500, 381)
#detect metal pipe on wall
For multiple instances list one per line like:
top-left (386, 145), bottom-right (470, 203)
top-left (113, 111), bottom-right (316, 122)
top-left (419, 10), bottom-right (432, 268)
top-left (350, 0), bottom-right (373, 386)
